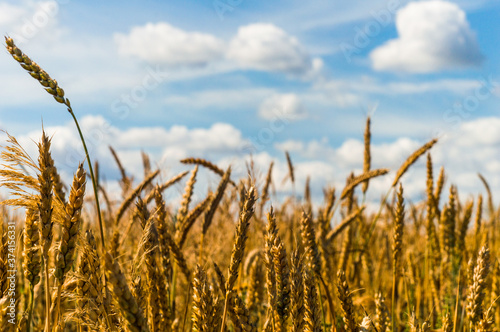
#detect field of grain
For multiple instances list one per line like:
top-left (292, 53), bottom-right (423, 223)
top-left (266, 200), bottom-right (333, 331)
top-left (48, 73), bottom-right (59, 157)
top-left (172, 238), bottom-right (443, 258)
top-left (1, 37), bottom-right (499, 332)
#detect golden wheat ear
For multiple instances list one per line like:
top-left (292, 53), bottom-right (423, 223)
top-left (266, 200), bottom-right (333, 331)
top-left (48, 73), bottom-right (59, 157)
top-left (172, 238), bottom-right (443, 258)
top-left (304, 269), bottom-right (321, 332)
top-left (467, 245), bottom-right (490, 327)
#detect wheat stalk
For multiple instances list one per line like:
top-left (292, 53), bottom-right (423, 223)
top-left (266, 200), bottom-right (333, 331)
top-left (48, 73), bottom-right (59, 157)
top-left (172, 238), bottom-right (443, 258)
top-left (5, 36), bottom-right (106, 253)
top-left (220, 186), bottom-right (256, 332)
top-left (362, 116), bottom-right (371, 194)
top-left (392, 183), bottom-right (405, 331)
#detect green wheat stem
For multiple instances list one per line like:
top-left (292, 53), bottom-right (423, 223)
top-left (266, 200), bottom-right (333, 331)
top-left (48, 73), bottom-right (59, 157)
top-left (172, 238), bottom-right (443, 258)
top-left (27, 284), bottom-right (34, 332)
top-left (318, 281), bottom-right (327, 331)
top-left (67, 106), bottom-right (105, 249)
top-left (392, 271), bottom-right (396, 332)
top-left (318, 273), bottom-right (336, 332)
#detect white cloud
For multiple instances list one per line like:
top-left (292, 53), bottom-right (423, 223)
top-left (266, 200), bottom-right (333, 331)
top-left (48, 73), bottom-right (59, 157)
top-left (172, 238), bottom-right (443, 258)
top-left (113, 22), bottom-right (324, 79)
top-left (114, 22), bottom-right (225, 67)
top-left (0, 3), bottom-right (25, 26)
top-left (11, 115), bottom-right (250, 178)
top-left (258, 93), bottom-right (307, 121)
top-left (370, 0), bottom-right (482, 73)
top-left (227, 23), bottom-right (323, 77)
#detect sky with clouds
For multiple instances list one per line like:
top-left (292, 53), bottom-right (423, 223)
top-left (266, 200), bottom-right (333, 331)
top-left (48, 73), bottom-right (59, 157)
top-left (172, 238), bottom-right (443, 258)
top-left (0, 0), bottom-right (499, 206)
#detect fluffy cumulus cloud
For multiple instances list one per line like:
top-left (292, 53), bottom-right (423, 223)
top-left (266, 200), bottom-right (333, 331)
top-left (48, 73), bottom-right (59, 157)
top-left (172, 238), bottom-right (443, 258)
top-left (114, 22), bottom-right (323, 78)
top-left (258, 93), bottom-right (307, 121)
top-left (227, 23), bottom-right (323, 77)
top-left (370, 0), bottom-right (482, 73)
top-left (114, 22), bottom-right (225, 66)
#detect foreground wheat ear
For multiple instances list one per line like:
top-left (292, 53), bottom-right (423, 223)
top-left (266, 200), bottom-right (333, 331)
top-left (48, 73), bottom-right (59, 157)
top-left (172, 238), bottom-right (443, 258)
top-left (4, 36), bottom-right (105, 248)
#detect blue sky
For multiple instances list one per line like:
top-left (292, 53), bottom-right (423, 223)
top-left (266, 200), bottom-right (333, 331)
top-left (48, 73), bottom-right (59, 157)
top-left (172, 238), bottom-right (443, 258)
top-left (1, 0), bottom-right (499, 205)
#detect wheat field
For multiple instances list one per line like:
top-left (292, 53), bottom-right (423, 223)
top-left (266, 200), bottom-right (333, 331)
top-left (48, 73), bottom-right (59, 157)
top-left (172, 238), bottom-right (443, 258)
top-left (1, 37), bottom-right (499, 332)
